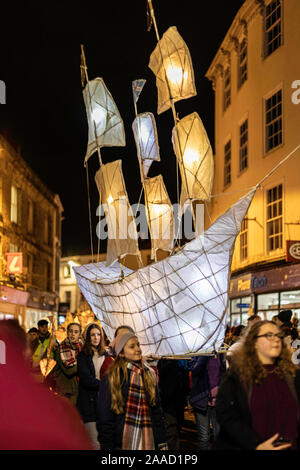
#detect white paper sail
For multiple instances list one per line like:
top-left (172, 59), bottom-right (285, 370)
top-left (132, 112), bottom-right (160, 177)
top-left (95, 160), bottom-right (141, 266)
top-left (144, 175), bottom-right (174, 259)
top-left (83, 78), bottom-right (126, 164)
top-left (172, 112), bottom-right (214, 207)
top-left (148, 26), bottom-right (197, 115)
top-left (74, 188), bottom-right (255, 357)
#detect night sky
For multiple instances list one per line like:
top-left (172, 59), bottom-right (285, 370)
top-left (0, 0), bottom-right (244, 256)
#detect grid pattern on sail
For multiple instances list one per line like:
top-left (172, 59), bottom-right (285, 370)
top-left (74, 189), bottom-right (255, 357)
top-left (148, 26), bottom-right (197, 115)
top-left (144, 175), bottom-right (174, 258)
top-left (95, 160), bottom-right (142, 266)
top-left (172, 112), bottom-right (214, 206)
top-left (83, 78), bottom-right (126, 164)
top-left (132, 112), bottom-right (160, 178)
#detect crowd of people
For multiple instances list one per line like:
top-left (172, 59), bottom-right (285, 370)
top-left (1, 308), bottom-right (300, 451)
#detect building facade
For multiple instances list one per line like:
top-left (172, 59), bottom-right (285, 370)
top-left (206, 0), bottom-right (300, 325)
top-left (0, 135), bottom-right (63, 329)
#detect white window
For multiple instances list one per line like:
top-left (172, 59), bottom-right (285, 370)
top-left (265, 0), bottom-right (282, 57)
top-left (238, 38), bottom-right (247, 88)
top-left (239, 119), bottom-right (248, 172)
top-left (266, 184), bottom-right (283, 251)
top-left (223, 67), bottom-right (231, 111)
top-left (63, 264), bottom-right (71, 278)
top-left (224, 140), bottom-right (231, 187)
top-left (10, 185), bottom-right (18, 223)
top-left (265, 89), bottom-right (282, 153)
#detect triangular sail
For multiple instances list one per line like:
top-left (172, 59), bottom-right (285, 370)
top-left (83, 78), bottom-right (126, 164)
top-left (95, 160), bottom-right (141, 266)
top-left (172, 112), bottom-right (214, 207)
top-left (132, 112), bottom-right (160, 177)
top-left (74, 188), bottom-right (255, 357)
top-left (148, 26), bottom-right (197, 115)
top-left (144, 175), bottom-right (174, 259)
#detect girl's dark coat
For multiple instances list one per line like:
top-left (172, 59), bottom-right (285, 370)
top-left (76, 351), bottom-right (113, 423)
top-left (214, 369), bottom-right (300, 450)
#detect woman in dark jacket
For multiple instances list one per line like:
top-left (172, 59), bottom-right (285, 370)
top-left (97, 332), bottom-right (167, 450)
top-left (215, 320), bottom-right (300, 450)
top-left (77, 323), bottom-right (113, 449)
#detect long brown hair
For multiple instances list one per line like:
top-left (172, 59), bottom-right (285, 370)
top-left (107, 356), bottom-right (157, 414)
top-left (230, 320), bottom-right (296, 384)
top-left (82, 323), bottom-right (105, 356)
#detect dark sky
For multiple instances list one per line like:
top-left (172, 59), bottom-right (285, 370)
top-left (0, 0), bottom-right (245, 256)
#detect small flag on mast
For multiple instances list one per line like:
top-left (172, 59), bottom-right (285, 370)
top-left (132, 79), bottom-right (146, 104)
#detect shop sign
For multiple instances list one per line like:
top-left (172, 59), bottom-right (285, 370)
top-left (230, 263), bottom-right (300, 297)
top-left (0, 284), bottom-right (29, 305)
top-left (27, 289), bottom-right (57, 311)
top-left (237, 303), bottom-right (251, 308)
top-left (5, 252), bottom-right (23, 274)
top-left (229, 273), bottom-right (252, 296)
top-left (286, 241), bottom-right (300, 263)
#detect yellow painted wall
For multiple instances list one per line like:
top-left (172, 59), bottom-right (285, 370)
top-left (206, 0), bottom-right (300, 274)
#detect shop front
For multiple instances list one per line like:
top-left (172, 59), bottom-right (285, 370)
top-left (0, 284), bottom-right (29, 326)
top-left (25, 288), bottom-right (58, 330)
top-left (229, 263), bottom-right (300, 326)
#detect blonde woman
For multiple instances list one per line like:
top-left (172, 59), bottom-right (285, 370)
top-left (215, 320), bottom-right (300, 450)
top-left (96, 332), bottom-right (167, 450)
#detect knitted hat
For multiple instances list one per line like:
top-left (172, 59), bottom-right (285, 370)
top-left (278, 309), bottom-right (292, 324)
top-left (110, 332), bottom-right (137, 357)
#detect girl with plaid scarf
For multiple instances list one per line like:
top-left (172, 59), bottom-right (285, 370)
top-left (97, 332), bottom-right (168, 450)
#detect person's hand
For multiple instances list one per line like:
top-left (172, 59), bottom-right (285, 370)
top-left (256, 433), bottom-right (292, 450)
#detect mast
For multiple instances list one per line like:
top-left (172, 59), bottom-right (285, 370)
top-left (81, 45), bottom-right (103, 167)
top-left (81, 45), bottom-right (137, 272)
top-left (147, 1), bottom-right (197, 233)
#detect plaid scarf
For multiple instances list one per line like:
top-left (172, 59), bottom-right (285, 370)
top-left (59, 337), bottom-right (82, 368)
top-left (122, 362), bottom-right (155, 450)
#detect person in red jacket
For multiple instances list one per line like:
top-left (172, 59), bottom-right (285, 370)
top-left (0, 319), bottom-right (93, 450)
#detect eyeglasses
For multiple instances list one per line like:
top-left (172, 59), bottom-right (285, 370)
top-left (255, 333), bottom-right (284, 341)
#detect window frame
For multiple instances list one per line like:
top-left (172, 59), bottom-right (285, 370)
top-left (223, 139), bottom-right (232, 188)
top-left (264, 86), bottom-right (283, 155)
top-left (264, 0), bottom-right (283, 58)
top-left (223, 67), bottom-right (231, 112)
top-left (10, 185), bottom-right (18, 224)
top-left (266, 183), bottom-right (284, 253)
top-left (238, 37), bottom-right (248, 89)
top-left (240, 217), bottom-right (248, 262)
top-left (239, 118), bottom-right (248, 173)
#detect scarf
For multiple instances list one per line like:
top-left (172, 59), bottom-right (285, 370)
top-left (59, 338), bottom-right (82, 368)
top-left (122, 362), bottom-right (155, 450)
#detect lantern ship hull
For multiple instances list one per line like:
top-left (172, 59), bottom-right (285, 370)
top-left (73, 189), bottom-right (254, 357)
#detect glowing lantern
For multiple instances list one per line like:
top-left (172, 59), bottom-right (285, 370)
top-left (132, 112), bottom-right (160, 178)
top-left (40, 358), bottom-right (57, 377)
top-left (149, 26), bottom-right (196, 115)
